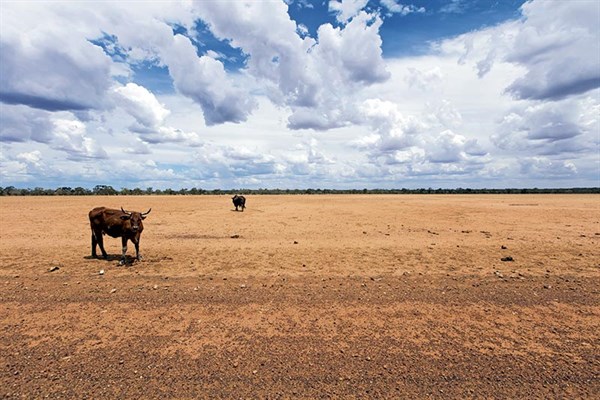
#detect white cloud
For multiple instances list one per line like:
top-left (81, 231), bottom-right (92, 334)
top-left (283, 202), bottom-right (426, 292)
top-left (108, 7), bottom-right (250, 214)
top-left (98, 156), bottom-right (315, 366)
top-left (380, 1), bottom-right (425, 16)
top-left (492, 92), bottom-right (599, 156)
top-left (194, 1), bottom-right (389, 130)
top-left (0, 105), bottom-right (54, 143)
top-left (504, 0), bottom-right (600, 100)
top-left (328, 0), bottom-right (369, 23)
top-left (405, 66), bottom-right (444, 90)
top-left (51, 116), bottom-right (108, 160)
top-left (113, 83), bottom-right (170, 129)
top-left (0, 3), bottom-right (113, 112)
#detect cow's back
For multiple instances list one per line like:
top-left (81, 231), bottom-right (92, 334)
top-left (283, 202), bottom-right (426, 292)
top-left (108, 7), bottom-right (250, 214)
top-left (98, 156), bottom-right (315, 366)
top-left (89, 207), bottom-right (122, 225)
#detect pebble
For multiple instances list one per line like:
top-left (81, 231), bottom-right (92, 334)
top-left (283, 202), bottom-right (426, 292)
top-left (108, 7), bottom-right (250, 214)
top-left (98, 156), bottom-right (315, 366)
top-left (152, 285), bottom-right (158, 290)
top-left (49, 266), bottom-right (60, 272)
top-left (99, 270), bottom-right (105, 275)
top-left (110, 288), bottom-right (117, 294)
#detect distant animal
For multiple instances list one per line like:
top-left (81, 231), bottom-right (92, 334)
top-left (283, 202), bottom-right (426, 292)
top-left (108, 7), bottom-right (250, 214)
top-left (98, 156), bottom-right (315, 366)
top-left (232, 195), bottom-right (246, 212)
top-left (89, 206), bottom-right (151, 265)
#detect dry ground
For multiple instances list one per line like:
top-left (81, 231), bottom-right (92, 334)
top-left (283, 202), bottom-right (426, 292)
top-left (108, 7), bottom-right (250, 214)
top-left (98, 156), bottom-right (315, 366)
top-left (1, 194), bottom-right (599, 399)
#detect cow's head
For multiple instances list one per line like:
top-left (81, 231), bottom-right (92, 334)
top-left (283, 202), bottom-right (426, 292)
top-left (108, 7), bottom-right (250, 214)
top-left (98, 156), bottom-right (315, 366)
top-left (121, 207), bottom-right (151, 232)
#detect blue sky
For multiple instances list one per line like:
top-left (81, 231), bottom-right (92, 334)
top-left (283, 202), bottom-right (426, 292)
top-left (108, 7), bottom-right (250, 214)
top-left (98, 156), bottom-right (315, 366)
top-left (1, 0), bottom-right (598, 189)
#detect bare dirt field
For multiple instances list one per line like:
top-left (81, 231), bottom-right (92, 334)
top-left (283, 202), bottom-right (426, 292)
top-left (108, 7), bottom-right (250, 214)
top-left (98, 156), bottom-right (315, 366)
top-left (1, 194), bottom-right (599, 399)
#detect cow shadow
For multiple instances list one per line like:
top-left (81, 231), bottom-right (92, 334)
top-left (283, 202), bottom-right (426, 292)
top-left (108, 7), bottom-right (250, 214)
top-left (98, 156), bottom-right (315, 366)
top-left (83, 254), bottom-right (135, 264)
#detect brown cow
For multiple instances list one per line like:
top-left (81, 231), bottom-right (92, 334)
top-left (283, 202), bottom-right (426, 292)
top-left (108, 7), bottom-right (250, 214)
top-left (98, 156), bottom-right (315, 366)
top-left (89, 206), bottom-right (151, 265)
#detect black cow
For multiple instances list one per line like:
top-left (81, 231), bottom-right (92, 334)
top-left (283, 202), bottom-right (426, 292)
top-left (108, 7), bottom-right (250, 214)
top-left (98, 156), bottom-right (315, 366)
top-left (89, 206), bottom-right (151, 264)
top-left (232, 195), bottom-right (246, 211)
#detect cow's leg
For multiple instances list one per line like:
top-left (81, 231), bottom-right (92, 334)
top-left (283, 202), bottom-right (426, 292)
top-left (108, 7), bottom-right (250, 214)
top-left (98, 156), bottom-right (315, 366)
top-left (91, 231), bottom-right (97, 258)
top-left (95, 230), bottom-right (108, 259)
top-left (119, 237), bottom-right (128, 265)
top-left (134, 237), bottom-right (142, 261)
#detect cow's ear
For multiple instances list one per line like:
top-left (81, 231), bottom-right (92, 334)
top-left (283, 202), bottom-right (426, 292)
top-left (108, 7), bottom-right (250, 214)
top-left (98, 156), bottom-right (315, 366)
top-left (141, 215), bottom-right (147, 220)
top-left (120, 215), bottom-right (131, 220)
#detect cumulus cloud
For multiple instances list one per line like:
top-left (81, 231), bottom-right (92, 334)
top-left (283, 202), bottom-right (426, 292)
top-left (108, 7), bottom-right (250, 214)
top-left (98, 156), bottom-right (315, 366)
top-left (405, 67), bottom-right (444, 90)
top-left (160, 34), bottom-right (257, 125)
top-left (112, 83), bottom-right (170, 129)
top-left (380, 1), bottom-right (425, 16)
top-left (192, 143), bottom-right (282, 180)
top-left (0, 4), bottom-right (113, 112)
top-left (504, 0), bottom-right (600, 101)
top-left (444, 0), bottom-right (600, 100)
top-left (492, 93), bottom-right (599, 156)
top-left (51, 116), bottom-right (108, 160)
top-left (0, 105), bottom-right (54, 143)
top-left (328, 0), bottom-right (368, 23)
top-left (519, 157), bottom-right (578, 177)
top-left (194, 1), bottom-right (389, 130)
top-left (354, 98), bottom-right (488, 176)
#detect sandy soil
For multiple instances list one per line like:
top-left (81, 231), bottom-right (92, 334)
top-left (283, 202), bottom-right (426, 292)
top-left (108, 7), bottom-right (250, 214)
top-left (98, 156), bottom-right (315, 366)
top-left (1, 194), bottom-right (599, 398)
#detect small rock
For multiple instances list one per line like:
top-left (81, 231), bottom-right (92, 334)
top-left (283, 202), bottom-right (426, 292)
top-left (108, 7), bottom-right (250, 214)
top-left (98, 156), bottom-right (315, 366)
top-left (110, 288), bottom-right (117, 294)
top-left (152, 285), bottom-right (158, 290)
top-left (293, 241), bottom-right (298, 244)
top-left (240, 284), bottom-right (247, 288)
top-left (501, 245), bottom-right (507, 249)
top-left (494, 271), bottom-right (504, 278)
top-left (49, 266), bottom-right (60, 272)
top-left (99, 269), bottom-right (105, 275)
top-left (544, 285), bottom-right (552, 289)
top-left (230, 234), bottom-right (240, 239)
top-left (501, 256), bottom-right (514, 262)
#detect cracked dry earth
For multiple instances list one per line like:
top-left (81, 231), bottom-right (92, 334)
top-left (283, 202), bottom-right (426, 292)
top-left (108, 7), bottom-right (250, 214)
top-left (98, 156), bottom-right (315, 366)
top-left (1, 195), bottom-right (599, 399)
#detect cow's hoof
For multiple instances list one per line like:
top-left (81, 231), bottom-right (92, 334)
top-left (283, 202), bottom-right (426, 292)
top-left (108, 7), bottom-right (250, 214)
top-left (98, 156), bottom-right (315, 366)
top-left (119, 259), bottom-right (126, 266)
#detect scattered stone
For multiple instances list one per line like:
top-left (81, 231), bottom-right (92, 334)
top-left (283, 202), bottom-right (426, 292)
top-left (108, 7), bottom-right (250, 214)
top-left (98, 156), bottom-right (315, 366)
top-left (110, 288), bottom-right (117, 293)
top-left (293, 241), bottom-right (298, 244)
top-left (152, 285), bottom-right (158, 290)
top-left (544, 285), bottom-right (552, 289)
top-left (501, 256), bottom-right (514, 262)
top-left (99, 269), bottom-right (105, 275)
top-left (240, 284), bottom-right (247, 289)
top-left (494, 271), bottom-right (504, 278)
top-left (230, 234), bottom-right (240, 239)
top-left (48, 266), bottom-right (60, 272)
top-left (501, 245), bottom-right (507, 249)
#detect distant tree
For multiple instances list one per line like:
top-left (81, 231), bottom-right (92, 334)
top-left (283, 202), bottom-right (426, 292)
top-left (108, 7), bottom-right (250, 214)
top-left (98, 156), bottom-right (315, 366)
top-left (93, 185), bottom-right (117, 195)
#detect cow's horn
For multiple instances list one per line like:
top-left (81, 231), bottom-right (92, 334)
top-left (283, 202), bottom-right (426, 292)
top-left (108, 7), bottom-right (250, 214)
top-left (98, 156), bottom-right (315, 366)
top-left (121, 207), bottom-right (132, 215)
top-left (142, 208), bottom-right (152, 216)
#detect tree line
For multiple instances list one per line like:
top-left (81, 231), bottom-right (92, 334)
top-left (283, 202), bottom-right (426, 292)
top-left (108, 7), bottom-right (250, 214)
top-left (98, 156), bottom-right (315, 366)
top-left (0, 185), bottom-right (598, 196)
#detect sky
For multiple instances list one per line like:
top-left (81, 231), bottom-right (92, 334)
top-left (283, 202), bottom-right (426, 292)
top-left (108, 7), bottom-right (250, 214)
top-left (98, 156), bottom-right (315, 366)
top-left (1, 0), bottom-right (599, 190)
